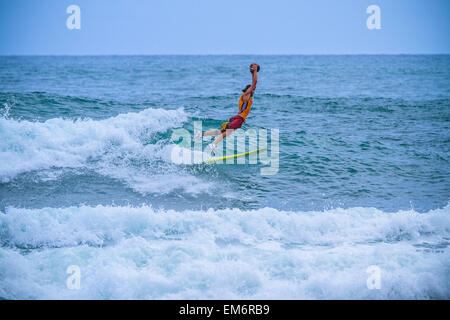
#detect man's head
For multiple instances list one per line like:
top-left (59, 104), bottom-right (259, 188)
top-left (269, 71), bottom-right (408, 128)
top-left (242, 84), bottom-right (252, 93)
top-left (250, 63), bottom-right (260, 74)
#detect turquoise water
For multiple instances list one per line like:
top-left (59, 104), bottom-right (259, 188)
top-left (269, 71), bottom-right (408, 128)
top-left (0, 55), bottom-right (449, 299)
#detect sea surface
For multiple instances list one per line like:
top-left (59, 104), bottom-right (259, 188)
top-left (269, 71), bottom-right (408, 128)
top-left (0, 55), bottom-right (449, 299)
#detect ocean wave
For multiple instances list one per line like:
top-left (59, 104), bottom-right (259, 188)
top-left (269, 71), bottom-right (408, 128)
top-left (0, 204), bottom-right (449, 299)
top-left (2, 204), bottom-right (449, 248)
top-left (0, 107), bottom-right (187, 182)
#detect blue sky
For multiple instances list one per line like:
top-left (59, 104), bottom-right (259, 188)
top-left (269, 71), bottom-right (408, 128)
top-left (0, 0), bottom-right (449, 55)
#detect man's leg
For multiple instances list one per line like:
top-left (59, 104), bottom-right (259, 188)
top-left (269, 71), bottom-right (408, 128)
top-left (213, 129), bottom-right (234, 145)
top-left (207, 129), bottom-right (233, 156)
top-left (202, 129), bottom-right (222, 136)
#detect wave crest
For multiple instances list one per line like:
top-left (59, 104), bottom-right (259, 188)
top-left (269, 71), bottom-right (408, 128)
top-left (0, 204), bottom-right (449, 299)
top-left (0, 108), bottom-right (187, 182)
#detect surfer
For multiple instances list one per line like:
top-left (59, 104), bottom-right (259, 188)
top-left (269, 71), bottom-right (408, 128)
top-left (197, 63), bottom-right (260, 156)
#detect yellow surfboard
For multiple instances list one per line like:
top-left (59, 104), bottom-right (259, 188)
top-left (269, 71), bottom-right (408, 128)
top-left (205, 147), bottom-right (267, 163)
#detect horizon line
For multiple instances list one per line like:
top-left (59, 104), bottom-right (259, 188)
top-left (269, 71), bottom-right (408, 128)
top-left (1, 53), bottom-right (450, 57)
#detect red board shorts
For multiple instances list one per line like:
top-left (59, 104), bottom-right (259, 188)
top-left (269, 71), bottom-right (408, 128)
top-left (221, 116), bottom-right (245, 132)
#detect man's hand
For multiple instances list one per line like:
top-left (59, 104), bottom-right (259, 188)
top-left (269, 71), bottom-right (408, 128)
top-left (250, 63), bottom-right (259, 74)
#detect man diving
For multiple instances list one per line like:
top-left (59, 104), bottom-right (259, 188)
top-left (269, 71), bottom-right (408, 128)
top-left (198, 63), bottom-right (260, 156)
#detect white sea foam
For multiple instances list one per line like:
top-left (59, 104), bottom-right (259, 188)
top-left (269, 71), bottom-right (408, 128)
top-left (0, 108), bottom-right (216, 195)
top-left (0, 204), bottom-right (449, 299)
top-left (0, 107), bottom-right (187, 181)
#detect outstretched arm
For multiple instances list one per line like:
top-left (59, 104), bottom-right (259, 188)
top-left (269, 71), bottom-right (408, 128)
top-left (249, 66), bottom-right (258, 91)
top-left (243, 64), bottom-right (259, 99)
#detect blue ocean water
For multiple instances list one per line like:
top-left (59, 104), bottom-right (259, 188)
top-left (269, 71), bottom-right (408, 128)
top-left (0, 55), bottom-right (449, 299)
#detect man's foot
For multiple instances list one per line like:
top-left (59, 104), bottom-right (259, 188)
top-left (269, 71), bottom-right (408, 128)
top-left (207, 143), bottom-right (216, 156)
top-left (194, 131), bottom-right (203, 141)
